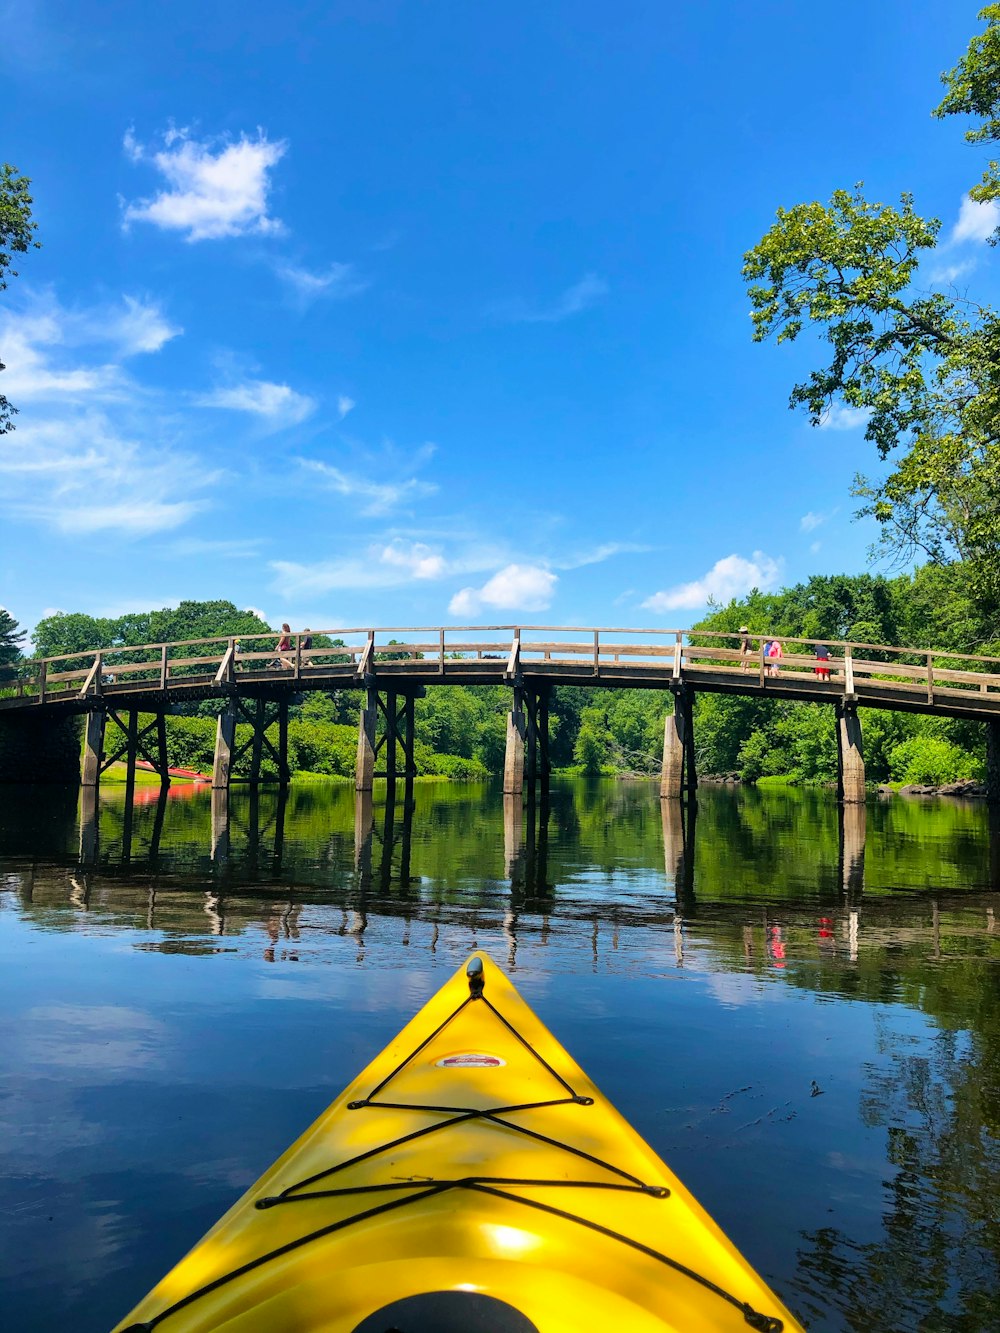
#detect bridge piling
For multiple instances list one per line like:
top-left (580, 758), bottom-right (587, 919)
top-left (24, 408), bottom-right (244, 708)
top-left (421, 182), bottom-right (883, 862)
top-left (503, 692), bottom-right (527, 795)
top-left (661, 686), bottom-right (695, 801)
top-left (504, 687), bottom-right (550, 797)
top-left (356, 687), bottom-right (377, 792)
top-left (213, 702), bottom-right (237, 789)
top-left (81, 709), bottom-right (105, 788)
top-left (987, 719), bottom-right (1000, 805)
top-left (836, 704), bottom-right (866, 803)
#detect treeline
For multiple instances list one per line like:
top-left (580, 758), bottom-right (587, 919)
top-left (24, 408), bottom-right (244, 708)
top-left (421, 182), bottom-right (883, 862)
top-left (691, 564), bottom-right (992, 786)
top-left (10, 567), bottom-right (995, 785)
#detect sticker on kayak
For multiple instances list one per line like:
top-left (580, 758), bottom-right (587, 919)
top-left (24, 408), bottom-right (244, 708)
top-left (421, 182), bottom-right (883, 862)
top-left (435, 1053), bottom-right (506, 1068)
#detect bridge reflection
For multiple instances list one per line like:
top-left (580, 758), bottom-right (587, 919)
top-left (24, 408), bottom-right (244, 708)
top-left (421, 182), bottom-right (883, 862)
top-left (2, 781), bottom-right (997, 978)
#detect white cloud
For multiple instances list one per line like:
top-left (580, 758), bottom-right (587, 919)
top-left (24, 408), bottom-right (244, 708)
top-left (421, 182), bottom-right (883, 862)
top-left (196, 378), bottom-right (315, 426)
top-left (818, 404), bottom-right (870, 431)
top-left (489, 273), bottom-right (608, 324)
top-left (337, 395), bottom-right (356, 419)
top-left (449, 564), bottom-right (557, 617)
top-left (800, 510), bottom-right (836, 533)
top-left (928, 258), bottom-right (976, 285)
top-left (379, 540), bottom-right (446, 579)
top-left (122, 127), bottom-right (287, 242)
top-left (275, 260), bottom-right (366, 302)
top-left (810, 540), bottom-right (822, 555)
top-left (951, 193), bottom-right (1000, 245)
top-left (296, 458), bottom-right (436, 516)
top-left (642, 551), bottom-right (781, 613)
top-left (555, 541), bottom-right (651, 570)
top-left (0, 294), bottom-right (180, 403)
top-left (108, 295), bottom-right (182, 354)
top-left (270, 538), bottom-right (503, 600)
top-left (0, 412), bottom-right (215, 535)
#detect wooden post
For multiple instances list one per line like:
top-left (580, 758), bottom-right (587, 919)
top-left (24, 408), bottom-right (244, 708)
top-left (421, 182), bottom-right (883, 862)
top-left (439, 628), bottom-right (446, 676)
top-left (160, 644), bottom-right (168, 691)
top-left (503, 690), bottom-right (526, 795)
top-left (503, 792), bottom-right (525, 881)
top-left (538, 688), bottom-right (551, 777)
top-left (250, 698), bottom-right (264, 785)
top-left (79, 784), bottom-right (99, 866)
top-left (123, 709), bottom-right (138, 810)
top-left (525, 690), bottom-right (537, 788)
top-left (836, 703), bottom-right (866, 803)
top-left (987, 719), bottom-right (1000, 806)
top-left (844, 644), bottom-right (856, 699)
top-left (211, 786), bottom-right (230, 863)
top-left (926, 652), bottom-right (934, 705)
top-left (839, 801), bottom-right (866, 899)
top-left (156, 713), bottom-right (170, 788)
top-left (278, 699), bottom-right (289, 784)
top-left (38, 660), bottom-right (47, 705)
top-left (213, 702), bottom-right (237, 789)
top-left (403, 693), bottom-right (416, 778)
top-left (385, 689), bottom-right (398, 787)
top-left (661, 687), bottom-right (691, 800)
top-left (356, 686), bottom-right (377, 792)
top-left (81, 709), bottom-right (105, 788)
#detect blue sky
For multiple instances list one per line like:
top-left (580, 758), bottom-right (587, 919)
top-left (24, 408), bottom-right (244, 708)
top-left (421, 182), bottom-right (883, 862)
top-left (2, 1), bottom-right (996, 642)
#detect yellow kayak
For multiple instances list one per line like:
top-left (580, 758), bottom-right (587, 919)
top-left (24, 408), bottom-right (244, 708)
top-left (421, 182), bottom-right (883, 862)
top-left (114, 954), bottom-right (804, 1332)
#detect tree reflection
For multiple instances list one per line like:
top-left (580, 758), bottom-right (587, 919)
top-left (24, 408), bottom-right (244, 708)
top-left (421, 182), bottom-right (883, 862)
top-left (791, 1011), bottom-right (1000, 1331)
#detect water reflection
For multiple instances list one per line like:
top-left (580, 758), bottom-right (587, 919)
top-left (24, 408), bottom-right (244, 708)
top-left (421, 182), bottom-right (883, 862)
top-left (1, 779), bottom-right (999, 1332)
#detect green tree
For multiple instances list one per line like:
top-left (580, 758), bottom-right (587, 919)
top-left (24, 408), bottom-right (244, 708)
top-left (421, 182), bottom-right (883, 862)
top-left (934, 3), bottom-right (1000, 218)
top-left (0, 606), bottom-right (24, 671)
top-left (744, 9), bottom-right (1000, 629)
top-left (1, 163), bottom-right (41, 434)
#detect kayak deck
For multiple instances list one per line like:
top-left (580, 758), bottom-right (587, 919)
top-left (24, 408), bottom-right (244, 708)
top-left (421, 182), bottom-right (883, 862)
top-left (114, 954), bottom-right (804, 1332)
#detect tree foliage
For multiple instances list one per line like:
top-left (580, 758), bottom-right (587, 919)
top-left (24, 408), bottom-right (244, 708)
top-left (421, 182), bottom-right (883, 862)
top-left (0, 163), bottom-right (41, 434)
top-left (0, 606), bottom-right (24, 670)
top-left (934, 3), bottom-right (1000, 214)
top-left (744, 11), bottom-right (1000, 626)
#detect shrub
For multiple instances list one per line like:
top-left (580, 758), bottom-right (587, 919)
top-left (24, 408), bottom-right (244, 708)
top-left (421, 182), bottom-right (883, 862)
top-left (888, 736), bottom-right (982, 786)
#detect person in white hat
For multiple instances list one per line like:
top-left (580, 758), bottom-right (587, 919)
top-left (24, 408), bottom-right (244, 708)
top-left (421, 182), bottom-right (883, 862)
top-left (738, 625), bottom-right (753, 672)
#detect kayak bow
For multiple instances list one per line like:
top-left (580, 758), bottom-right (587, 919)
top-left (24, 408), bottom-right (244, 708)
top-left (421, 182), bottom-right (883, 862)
top-left (114, 953), bottom-right (804, 1332)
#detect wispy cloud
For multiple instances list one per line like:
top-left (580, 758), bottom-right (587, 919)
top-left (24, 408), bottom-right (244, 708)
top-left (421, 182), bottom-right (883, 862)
top-left (817, 404), bottom-right (869, 431)
top-left (275, 260), bottom-right (366, 303)
top-left (337, 395), bottom-right (356, 419)
top-left (799, 509), bottom-right (836, 533)
top-left (449, 564), bottom-right (557, 617)
top-left (0, 412), bottom-right (215, 535)
top-left (928, 258), bottom-right (976, 285)
top-left (642, 551), bottom-right (781, 613)
top-left (0, 293), bottom-right (180, 402)
top-left (950, 193), bottom-right (1000, 245)
top-left (554, 541), bottom-right (651, 570)
top-left (488, 273), bottom-right (608, 324)
top-left (196, 378), bottom-right (316, 427)
top-left (296, 459), bottom-right (436, 516)
top-left (272, 542), bottom-right (446, 598)
top-left (121, 126), bottom-right (287, 242)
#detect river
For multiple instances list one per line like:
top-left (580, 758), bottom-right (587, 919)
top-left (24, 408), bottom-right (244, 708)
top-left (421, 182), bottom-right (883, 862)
top-left (1, 778), bottom-right (998, 1332)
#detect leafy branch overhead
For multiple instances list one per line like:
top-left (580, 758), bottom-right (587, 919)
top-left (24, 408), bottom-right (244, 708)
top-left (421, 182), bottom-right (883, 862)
top-left (934, 2), bottom-right (1000, 219)
top-left (0, 162), bottom-right (42, 434)
top-left (743, 6), bottom-right (1000, 626)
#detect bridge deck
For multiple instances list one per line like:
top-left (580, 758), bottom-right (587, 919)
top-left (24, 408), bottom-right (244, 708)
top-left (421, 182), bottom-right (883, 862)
top-left (4, 625), bottom-right (1000, 723)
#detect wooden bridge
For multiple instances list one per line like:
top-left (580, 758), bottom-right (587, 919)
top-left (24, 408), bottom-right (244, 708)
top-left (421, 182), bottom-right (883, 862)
top-left (3, 624), bottom-right (1000, 803)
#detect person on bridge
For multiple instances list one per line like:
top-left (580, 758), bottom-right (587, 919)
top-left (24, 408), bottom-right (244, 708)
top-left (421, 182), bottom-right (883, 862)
top-left (766, 639), bottom-right (783, 676)
top-left (814, 643), bottom-right (831, 680)
top-left (739, 626), bottom-right (753, 673)
top-left (276, 624), bottom-right (294, 669)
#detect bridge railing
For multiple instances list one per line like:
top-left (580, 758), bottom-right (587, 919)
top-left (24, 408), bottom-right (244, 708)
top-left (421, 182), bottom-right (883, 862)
top-left (6, 625), bottom-right (1000, 707)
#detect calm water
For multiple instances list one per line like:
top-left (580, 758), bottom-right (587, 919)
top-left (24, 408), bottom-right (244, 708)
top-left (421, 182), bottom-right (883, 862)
top-left (2, 779), bottom-right (999, 1333)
